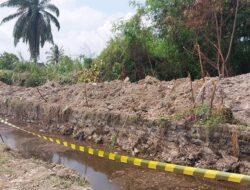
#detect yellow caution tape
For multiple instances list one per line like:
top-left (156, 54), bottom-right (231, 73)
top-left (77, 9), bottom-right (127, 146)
top-left (0, 117), bottom-right (250, 184)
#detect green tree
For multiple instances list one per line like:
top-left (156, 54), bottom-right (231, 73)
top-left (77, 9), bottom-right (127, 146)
top-left (98, 2), bottom-right (200, 82)
top-left (145, 0), bottom-right (250, 77)
top-left (46, 44), bottom-right (64, 64)
top-left (0, 0), bottom-right (60, 61)
top-left (185, 0), bottom-right (250, 77)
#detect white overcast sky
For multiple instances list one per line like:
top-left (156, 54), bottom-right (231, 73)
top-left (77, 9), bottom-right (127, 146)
top-left (0, 0), bottom-right (144, 61)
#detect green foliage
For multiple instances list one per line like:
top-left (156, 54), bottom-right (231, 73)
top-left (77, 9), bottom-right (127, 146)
top-left (1, 0), bottom-right (60, 60)
top-left (0, 70), bottom-right (13, 85)
top-left (77, 175), bottom-right (88, 186)
top-left (11, 62), bottom-right (46, 87)
top-left (76, 63), bottom-right (100, 83)
top-left (111, 133), bottom-right (118, 147)
top-left (170, 104), bottom-right (230, 127)
top-left (191, 105), bottom-right (227, 127)
top-left (98, 2), bottom-right (200, 82)
top-left (46, 45), bottom-right (64, 64)
top-left (0, 52), bottom-right (100, 87)
top-left (0, 52), bottom-right (19, 70)
top-left (1, 0), bottom-right (249, 85)
top-left (98, 0), bottom-right (250, 81)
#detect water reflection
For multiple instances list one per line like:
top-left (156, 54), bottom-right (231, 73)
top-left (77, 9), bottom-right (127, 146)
top-left (0, 126), bottom-right (119, 190)
top-left (52, 153), bottom-right (118, 190)
top-left (0, 125), bottom-right (249, 190)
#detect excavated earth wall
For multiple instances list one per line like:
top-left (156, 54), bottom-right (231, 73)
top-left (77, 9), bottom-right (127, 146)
top-left (0, 73), bottom-right (250, 174)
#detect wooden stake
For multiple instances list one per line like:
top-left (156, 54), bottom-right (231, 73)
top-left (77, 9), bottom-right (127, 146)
top-left (188, 72), bottom-right (195, 108)
top-left (84, 84), bottom-right (88, 106)
top-left (209, 81), bottom-right (217, 117)
top-left (231, 128), bottom-right (240, 157)
top-left (0, 134), bottom-right (4, 143)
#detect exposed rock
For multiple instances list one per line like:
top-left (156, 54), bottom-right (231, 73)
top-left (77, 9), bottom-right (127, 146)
top-left (62, 126), bottom-right (74, 136)
top-left (216, 153), bottom-right (239, 172)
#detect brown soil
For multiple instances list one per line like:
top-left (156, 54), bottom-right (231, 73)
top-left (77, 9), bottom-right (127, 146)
top-left (0, 73), bottom-right (250, 174)
top-left (0, 144), bottom-right (91, 190)
top-left (1, 73), bottom-right (249, 123)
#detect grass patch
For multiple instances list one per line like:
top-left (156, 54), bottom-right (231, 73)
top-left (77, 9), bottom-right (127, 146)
top-left (0, 145), bottom-right (12, 175)
top-left (77, 175), bottom-right (88, 186)
top-left (168, 104), bottom-right (233, 127)
top-left (191, 104), bottom-right (229, 127)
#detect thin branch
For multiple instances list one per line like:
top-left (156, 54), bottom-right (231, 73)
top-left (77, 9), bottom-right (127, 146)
top-left (225, 0), bottom-right (239, 64)
top-left (188, 72), bottom-right (195, 108)
top-left (214, 12), bottom-right (222, 76)
top-left (196, 43), bottom-right (206, 105)
top-left (199, 51), bottom-right (218, 69)
top-left (196, 43), bottom-right (205, 80)
top-left (209, 81), bottom-right (217, 117)
top-left (84, 84), bottom-right (89, 106)
top-left (0, 133), bottom-right (4, 143)
top-left (36, 87), bottom-right (47, 102)
top-left (203, 34), bottom-right (225, 64)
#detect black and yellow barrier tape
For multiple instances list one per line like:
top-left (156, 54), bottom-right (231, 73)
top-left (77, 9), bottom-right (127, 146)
top-left (1, 117), bottom-right (250, 184)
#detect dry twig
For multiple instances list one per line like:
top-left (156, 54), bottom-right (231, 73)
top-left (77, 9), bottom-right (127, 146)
top-left (209, 81), bottom-right (217, 117)
top-left (188, 72), bottom-right (195, 108)
top-left (36, 87), bottom-right (47, 102)
top-left (231, 128), bottom-right (240, 157)
top-left (84, 84), bottom-right (88, 106)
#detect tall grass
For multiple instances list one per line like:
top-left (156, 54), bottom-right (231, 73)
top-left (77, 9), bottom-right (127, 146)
top-left (0, 55), bottom-right (98, 87)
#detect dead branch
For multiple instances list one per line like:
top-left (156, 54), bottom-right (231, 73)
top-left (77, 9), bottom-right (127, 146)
top-left (36, 87), bottom-right (47, 102)
top-left (209, 81), bottom-right (217, 117)
top-left (231, 127), bottom-right (240, 157)
top-left (188, 72), bottom-right (196, 108)
top-left (225, 0), bottom-right (239, 64)
top-left (84, 84), bottom-right (89, 106)
top-left (0, 133), bottom-right (4, 143)
top-left (196, 43), bottom-right (206, 104)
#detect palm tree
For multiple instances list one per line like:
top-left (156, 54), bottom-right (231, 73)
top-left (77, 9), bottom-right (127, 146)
top-left (0, 0), bottom-right (60, 62)
top-left (46, 44), bottom-right (64, 64)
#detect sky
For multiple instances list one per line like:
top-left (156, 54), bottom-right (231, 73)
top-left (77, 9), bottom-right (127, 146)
top-left (0, 0), bottom-right (144, 61)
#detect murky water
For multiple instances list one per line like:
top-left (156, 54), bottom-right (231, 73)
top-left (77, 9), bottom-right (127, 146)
top-left (0, 124), bottom-right (249, 190)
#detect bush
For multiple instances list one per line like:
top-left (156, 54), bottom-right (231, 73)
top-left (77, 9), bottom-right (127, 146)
top-left (0, 52), bottom-right (19, 70)
top-left (0, 53), bottom-right (100, 87)
top-left (191, 105), bottom-right (228, 127)
top-left (0, 70), bottom-right (13, 85)
top-left (76, 62), bottom-right (100, 83)
top-left (12, 71), bottom-right (46, 87)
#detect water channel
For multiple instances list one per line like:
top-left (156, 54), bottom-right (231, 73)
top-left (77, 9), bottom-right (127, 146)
top-left (0, 124), bottom-right (248, 190)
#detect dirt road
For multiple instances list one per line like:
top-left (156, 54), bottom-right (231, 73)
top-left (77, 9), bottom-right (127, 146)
top-left (0, 144), bottom-right (91, 190)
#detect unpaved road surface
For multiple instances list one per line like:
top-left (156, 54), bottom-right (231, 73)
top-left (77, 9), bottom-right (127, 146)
top-left (0, 144), bottom-right (91, 190)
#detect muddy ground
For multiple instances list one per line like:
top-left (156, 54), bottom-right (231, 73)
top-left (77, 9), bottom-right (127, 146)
top-left (0, 144), bottom-right (91, 190)
top-left (1, 126), bottom-right (248, 190)
top-left (0, 73), bottom-right (250, 174)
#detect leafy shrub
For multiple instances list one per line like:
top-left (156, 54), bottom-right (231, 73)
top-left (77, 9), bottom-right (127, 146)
top-left (13, 61), bottom-right (33, 72)
top-left (76, 62), bottom-right (100, 83)
top-left (12, 71), bottom-right (46, 87)
top-left (191, 105), bottom-right (228, 127)
top-left (0, 70), bottom-right (13, 85)
top-left (0, 52), bottom-right (19, 70)
top-left (0, 53), bottom-right (100, 86)
top-left (57, 73), bottom-right (76, 85)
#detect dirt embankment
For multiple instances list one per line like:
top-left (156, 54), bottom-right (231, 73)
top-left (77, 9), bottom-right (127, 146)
top-left (0, 144), bottom-right (91, 190)
top-left (0, 73), bottom-right (250, 174)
